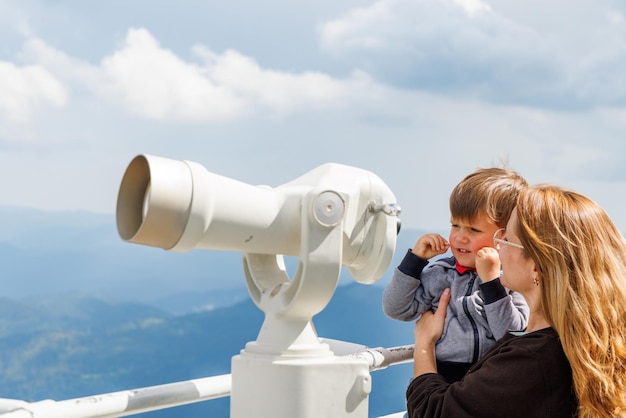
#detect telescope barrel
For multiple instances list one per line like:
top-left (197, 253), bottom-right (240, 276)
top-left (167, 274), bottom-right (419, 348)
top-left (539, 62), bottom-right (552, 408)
top-left (116, 154), bottom-right (301, 255)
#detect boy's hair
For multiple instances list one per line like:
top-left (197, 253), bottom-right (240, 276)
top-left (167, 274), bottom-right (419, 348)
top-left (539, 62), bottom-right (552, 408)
top-left (449, 167), bottom-right (528, 228)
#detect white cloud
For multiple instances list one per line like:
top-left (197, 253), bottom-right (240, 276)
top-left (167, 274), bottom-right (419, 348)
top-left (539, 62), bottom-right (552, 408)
top-left (319, 0), bottom-right (555, 87)
top-left (17, 28), bottom-right (378, 123)
top-left (452, 0), bottom-right (491, 16)
top-left (319, 0), bottom-right (511, 54)
top-left (20, 37), bottom-right (101, 88)
top-left (193, 45), bottom-right (375, 114)
top-left (319, 1), bottom-right (396, 51)
top-left (318, 0), bottom-right (626, 109)
top-left (97, 29), bottom-right (244, 122)
top-left (0, 61), bottom-right (67, 123)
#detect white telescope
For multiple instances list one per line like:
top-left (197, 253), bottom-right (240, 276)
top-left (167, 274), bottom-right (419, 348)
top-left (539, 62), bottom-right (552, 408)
top-left (116, 154), bottom-right (401, 417)
top-left (116, 154), bottom-right (400, 284)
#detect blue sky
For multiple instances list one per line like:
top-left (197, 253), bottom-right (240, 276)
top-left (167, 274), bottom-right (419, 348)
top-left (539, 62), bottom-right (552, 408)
top-left (2, 0), bottom-right (626, 233)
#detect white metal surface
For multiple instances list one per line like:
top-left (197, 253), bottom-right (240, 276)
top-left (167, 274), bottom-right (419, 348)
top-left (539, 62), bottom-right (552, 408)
top-left (0, 375), bottom-right (230, 418)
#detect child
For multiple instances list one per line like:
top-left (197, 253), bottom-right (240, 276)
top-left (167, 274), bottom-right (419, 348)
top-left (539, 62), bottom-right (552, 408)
top-left (382, 167), bottom-right (529, 383)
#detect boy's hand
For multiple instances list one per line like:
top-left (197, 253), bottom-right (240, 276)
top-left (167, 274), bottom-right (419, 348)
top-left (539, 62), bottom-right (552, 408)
top-left (476, 247), bottom-right (501, 282)
top-left (412, 233), bottom-right (450, 260)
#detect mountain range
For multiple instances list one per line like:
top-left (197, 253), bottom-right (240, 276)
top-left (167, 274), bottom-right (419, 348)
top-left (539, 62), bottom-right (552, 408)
top-left (0, 206), bottom-right (433, 417)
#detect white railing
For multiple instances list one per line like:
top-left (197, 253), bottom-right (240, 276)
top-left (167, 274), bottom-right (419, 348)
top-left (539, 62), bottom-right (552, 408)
top-left (0, 375), bottom-right (231, 418)
top-left (0, 344), bottom-right (412, 418)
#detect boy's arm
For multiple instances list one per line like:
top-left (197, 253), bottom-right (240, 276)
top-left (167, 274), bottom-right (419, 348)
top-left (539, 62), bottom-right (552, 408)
top-left (480, 280), bottom-right (530, 338)
top-left (382, 249), bottom-right (430, 321)
top-left (475, 246), bottom-right (529, 338)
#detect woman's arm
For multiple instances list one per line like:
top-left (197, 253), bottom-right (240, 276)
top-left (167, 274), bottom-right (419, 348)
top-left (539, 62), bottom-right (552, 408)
top-left (406, 330), bottom-right (574, 418)
top-left (413, 288), bottom-right (451, 377)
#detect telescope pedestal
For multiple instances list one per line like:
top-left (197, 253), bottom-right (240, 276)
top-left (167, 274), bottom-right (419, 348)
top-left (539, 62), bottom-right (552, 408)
top-left (229, 188), bottom-right (373, 417)
top-left (231, 349), bottom-right (371, 418)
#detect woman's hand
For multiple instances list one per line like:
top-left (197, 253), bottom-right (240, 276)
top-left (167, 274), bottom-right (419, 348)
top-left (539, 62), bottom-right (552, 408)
top-left (413, 288), bottom-right (451, 377)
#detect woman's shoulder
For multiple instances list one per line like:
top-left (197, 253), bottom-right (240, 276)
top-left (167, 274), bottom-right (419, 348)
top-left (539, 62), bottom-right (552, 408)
top-left (501, 328), bottom-right (564, 355)
top-left (473, 328), bottom-right (570, 379)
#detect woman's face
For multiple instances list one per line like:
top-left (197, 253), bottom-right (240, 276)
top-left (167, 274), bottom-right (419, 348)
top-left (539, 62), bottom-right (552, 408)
top-left (498, 210), bottom-right (536, 293)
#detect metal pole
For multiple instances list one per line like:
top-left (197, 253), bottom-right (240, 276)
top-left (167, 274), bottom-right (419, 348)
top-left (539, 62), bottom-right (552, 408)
top-left (348, 345), bottom-right (414, 371)
top-left (0, 374), bottom-right (230, 418)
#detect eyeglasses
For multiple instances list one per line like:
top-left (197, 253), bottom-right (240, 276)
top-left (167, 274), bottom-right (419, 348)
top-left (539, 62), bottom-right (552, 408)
top-left (493, 228), bottom-right (524, 250)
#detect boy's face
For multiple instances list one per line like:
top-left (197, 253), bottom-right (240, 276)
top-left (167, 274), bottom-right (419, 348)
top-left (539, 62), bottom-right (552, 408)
top-left (449, 213), bottom-right (500, 269)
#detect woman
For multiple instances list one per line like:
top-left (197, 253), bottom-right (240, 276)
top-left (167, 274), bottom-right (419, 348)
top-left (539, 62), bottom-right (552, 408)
top-left (406, 185), bottom-right (626, 418)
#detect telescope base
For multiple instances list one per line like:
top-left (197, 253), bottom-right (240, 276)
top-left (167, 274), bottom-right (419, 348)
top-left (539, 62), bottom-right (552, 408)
top-left (230, 351), bottom-right (371, 418)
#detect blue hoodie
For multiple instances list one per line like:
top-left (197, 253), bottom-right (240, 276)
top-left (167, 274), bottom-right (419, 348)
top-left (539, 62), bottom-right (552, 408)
top-left (382, 250), bottom-right (529, 364)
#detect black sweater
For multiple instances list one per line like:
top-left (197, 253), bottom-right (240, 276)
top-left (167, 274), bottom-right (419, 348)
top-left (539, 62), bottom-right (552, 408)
top-left (406, 328), bottom-right (578, 417)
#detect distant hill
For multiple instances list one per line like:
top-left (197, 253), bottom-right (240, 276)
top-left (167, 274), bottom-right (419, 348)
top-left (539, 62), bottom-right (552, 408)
top-left (0, 206), bottom-right (434, 310)
top-left (0, 284), bottom-right (415, 418)
top-left (0, 206), bottom-right (252, 306)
